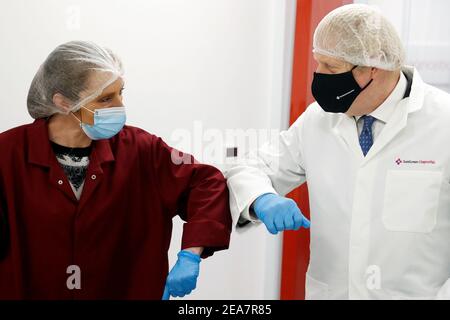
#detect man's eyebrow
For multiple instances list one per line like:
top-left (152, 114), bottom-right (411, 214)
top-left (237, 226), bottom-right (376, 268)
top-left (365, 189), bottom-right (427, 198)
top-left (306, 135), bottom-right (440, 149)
top-left (318, 57), bottom-right (333, 65)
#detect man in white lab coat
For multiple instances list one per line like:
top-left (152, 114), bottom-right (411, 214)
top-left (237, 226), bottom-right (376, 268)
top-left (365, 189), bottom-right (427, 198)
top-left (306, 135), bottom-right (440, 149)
top-left (226, 4), bottom-right (450, 299)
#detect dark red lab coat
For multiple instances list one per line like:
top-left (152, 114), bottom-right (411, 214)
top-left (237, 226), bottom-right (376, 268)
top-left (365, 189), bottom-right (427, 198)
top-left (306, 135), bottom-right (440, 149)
top-left (0, 119), bottom-right (232, 299)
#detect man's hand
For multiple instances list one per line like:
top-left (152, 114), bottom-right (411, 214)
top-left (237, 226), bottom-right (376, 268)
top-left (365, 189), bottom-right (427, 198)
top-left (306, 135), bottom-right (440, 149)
top-left (252, 193), bottom-right (310, 235)
top-left (162, 249), bottom-right (202, 300)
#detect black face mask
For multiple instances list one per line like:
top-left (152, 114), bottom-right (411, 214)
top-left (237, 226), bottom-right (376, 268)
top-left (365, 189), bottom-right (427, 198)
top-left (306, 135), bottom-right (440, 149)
top-left (311, 66), bottom-right (373, 114)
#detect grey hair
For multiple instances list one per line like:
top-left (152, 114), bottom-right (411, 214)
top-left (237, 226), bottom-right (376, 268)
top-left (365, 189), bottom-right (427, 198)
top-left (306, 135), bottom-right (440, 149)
top-left (27, 41), bottom-right (124, 119)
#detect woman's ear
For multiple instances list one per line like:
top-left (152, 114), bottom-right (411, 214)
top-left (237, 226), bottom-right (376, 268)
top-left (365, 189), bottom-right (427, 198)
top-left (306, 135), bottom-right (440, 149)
top-left (52, 93), bottom-right (72, 113)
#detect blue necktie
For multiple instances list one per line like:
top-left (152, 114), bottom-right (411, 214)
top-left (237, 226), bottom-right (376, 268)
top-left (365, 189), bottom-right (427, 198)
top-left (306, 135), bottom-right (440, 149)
top-left (359, 115), bottom-right (376, 157)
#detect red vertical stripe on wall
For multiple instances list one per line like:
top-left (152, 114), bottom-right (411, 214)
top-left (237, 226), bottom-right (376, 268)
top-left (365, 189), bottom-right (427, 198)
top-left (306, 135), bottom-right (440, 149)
top-left (280, 0), bottom-right (353, 300)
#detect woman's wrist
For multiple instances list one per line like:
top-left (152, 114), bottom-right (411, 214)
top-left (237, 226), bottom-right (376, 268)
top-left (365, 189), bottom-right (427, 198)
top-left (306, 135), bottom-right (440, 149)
top-left (184, 247), bottom-right (204, 256)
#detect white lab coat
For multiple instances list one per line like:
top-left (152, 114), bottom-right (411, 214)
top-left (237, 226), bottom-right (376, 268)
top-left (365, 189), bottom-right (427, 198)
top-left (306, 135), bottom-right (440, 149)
top-left (225, 67), bottom-right (450, 299)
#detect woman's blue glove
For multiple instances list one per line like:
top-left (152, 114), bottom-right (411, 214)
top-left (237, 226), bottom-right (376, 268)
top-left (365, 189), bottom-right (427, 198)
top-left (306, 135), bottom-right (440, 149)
top-left (162, 250), bottom-right (201, 300)
top-left (252, 193), bottom-right (310, 235)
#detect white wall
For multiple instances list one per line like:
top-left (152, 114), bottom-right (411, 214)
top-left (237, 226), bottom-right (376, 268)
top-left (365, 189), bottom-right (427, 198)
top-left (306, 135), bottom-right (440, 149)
top-left (0, 0), bottom-right (296, 299)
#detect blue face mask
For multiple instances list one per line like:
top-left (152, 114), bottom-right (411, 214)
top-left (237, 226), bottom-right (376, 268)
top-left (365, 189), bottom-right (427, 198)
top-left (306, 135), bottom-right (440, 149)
top-left (72, 106), bottom-right (127, 140)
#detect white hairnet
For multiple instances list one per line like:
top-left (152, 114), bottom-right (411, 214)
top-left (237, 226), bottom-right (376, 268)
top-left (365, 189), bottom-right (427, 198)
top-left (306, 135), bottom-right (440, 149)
top-left (27, 41), bottom-right (124, 119)
top-left (313, 4), bottom-right (406, 71)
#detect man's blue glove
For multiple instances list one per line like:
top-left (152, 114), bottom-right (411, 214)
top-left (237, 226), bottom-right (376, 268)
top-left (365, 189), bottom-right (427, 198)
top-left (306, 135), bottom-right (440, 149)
top-left (252, 193), bottom-right (310, 235)
top-left (162, 250), bottom-right (201, 300)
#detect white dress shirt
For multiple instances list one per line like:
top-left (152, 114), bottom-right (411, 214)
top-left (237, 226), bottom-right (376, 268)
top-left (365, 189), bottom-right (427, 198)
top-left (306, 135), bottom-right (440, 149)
top-left (354, 72), bottom-right (408, 141)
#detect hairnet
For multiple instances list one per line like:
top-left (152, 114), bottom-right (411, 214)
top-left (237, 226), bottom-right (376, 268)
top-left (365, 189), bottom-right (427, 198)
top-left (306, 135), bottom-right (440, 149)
top-left (313, 4), bottom-right (406, 71)
top-left (27, 41), bottom-right (124, 119)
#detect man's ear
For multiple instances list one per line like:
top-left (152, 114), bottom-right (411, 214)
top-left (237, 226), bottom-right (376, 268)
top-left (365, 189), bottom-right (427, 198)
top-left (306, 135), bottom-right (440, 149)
top-left (371, 67), bottom-right (380, 78)
top-left (52, 93), bottom-right (72, 113)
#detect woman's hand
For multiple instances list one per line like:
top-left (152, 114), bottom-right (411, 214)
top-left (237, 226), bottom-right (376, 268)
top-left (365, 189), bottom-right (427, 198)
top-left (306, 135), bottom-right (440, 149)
top-left (162, 248), bottom-right (203, 300)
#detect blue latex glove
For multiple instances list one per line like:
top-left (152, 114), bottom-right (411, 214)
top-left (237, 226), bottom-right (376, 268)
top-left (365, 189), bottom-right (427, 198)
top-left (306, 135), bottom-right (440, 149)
top-left (162, 250), bottom-right (201, 300)
top-left (252, 193), bottom-right (310, 235)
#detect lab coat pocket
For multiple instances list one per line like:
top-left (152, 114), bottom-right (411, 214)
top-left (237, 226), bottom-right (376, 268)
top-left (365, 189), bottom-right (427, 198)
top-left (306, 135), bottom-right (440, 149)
top-left (305, 274), bottom-right (329, 300)
top-left (382, 170), bottom-right (442, 233)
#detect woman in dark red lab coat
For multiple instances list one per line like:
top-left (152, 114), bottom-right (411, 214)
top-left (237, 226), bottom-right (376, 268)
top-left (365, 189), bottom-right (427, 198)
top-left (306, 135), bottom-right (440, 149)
top-left (0, 41), bottom-right (232, 300)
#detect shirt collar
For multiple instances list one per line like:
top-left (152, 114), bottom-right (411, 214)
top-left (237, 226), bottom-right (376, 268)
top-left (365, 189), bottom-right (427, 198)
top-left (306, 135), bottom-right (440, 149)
top-left (355, 71), bottom-right (408, 124)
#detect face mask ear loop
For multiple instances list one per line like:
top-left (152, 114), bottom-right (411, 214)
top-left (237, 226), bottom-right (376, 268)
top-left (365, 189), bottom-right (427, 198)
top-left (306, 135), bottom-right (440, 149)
top-left (361, 78), bottom-right (374, 91)
top-left (352, 65), bottom-right (373, 91)
top-left (72, 106), bottom-right (96, 127)
top-left (70, 112), bottom-right (83, 128)
top-left (82, 106), bottom-right (95, 114)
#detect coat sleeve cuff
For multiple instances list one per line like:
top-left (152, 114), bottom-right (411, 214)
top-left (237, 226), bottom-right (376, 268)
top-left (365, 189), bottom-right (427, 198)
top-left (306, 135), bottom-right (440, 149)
top-left (227, 180), bottom-right (278, 225)
top-left (181, 220), bottom-right (231, 258)
top-left (239, 189), bottom-right (281, 223)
